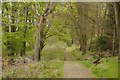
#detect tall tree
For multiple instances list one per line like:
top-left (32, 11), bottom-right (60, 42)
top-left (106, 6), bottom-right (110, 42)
top-left (33, 2), bottom-right (56, 61)
top-left (20, 3), bottom-right (29, 56)
top-left (76, 3), bottom-right (87, 54)
top-left (114, 2), bottom-right (120, 60)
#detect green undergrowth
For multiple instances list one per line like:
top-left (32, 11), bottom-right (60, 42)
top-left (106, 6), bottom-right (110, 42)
top-left (2, 60), bottom-right (63, 78)
top-left (2, 41), bottom-right (66, 78)
top-left (42, 41), bottom-right (67, 61)
top-left (72, 49), bottom-right (83, 60)
top-left (71, 44), bottom-right (83, 60)
top-left (81, 56), bottom-right (118, 78)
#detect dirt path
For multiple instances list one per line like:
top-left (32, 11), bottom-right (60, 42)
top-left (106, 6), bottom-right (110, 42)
top-left (64, 48), bottom-right (94, 78)
top-left (64, 61), bottom-right (94, 78)
top-left (64, 47), bottom-right (72, 61)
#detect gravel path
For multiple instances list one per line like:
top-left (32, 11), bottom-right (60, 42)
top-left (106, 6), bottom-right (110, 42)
top-left (64, 48), bottom-right (94, 78)
top-left (64, 61), bottom-right (94, 78)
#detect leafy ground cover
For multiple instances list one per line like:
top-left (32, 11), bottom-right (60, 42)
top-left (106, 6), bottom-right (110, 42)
top-left (2, 60), bottom-right (63, 78)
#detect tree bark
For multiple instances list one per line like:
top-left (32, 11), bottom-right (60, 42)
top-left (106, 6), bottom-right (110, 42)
top-left (34, 16), bottom-right (45, 61)
top-left (118, 3), bottom-right (120, 61)
top-left (114, 3), bottom-right (120, 60)
top-left (112, 26), bottom-right (115, 56)
top-left (89, 26), bottom-right (94, 51)
top-left (76, 3), bottom-right (87, 54)
top-left (112, 3), bottom-right (116, 56)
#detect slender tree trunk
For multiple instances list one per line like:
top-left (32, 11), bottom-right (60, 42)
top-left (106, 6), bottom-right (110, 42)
top-left (112, 26), bottom-right (115, 56)
top-left (118, 3), bottom-right (120, 61)
top-left (114, 3), bottom-right (120, 60)
top-left (82, 34), bottom-right (86, 53)
top-left (11, 2), bottom-right (16, 32)
top-left (118, 4), bottom-right (120, 61)
top-left (97, 3), bottom-right (100, 38)
top-left (89, 26), bottom-right (94, 51)
top-left (76, 3), bottom-right (87, 54)
top-left (20, 6), bottom-right (28, 56)
top-left (8, 2), bottom-right (16, 56)
top-left (82, 4), bottom-right (86, 54)
top-left (34, 16), bottom-right (45, 61)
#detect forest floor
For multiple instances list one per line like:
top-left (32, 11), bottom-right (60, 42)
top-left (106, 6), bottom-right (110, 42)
top-left (2, 46), bottom-right (118, 78)
top-left (63, 48), bottom-right (94, 78)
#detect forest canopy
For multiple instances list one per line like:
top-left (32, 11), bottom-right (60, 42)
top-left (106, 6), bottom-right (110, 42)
top-left (2, 2), bottom-right (120, 60)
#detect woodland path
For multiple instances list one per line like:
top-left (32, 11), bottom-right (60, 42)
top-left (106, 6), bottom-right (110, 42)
top-left (64, 48), bottom-right (94, 78)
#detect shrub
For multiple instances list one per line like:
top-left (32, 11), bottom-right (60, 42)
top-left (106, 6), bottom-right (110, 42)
top-left (90, 34), bottom-right (111, 52)
top-left (72, 48), bottom-right (83, 60)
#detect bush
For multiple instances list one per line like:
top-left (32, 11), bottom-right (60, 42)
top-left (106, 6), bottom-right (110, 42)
top-left (72, 48), bottom-right (83, 60)
top-left (90, 34), bottom-right (111, 52)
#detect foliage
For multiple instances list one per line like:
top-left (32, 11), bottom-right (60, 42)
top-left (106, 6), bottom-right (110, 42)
top-left (90, 34), bottom-right (111, 51)
top-left (72, 48), bottom-right (83, 60)
top-left (2, 2), bottom-right (38, 56)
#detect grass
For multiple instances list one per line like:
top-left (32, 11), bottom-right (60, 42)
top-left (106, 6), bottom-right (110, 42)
top-left (42, 60), bottom-right (63, 78)
top-left (80, 56), bottom-right (118, 78)
top-left (42, 41), bottom-right (66, 61)
top-left (2, 60), bottom-right (63, 78)
top-left (71, 47), bottom-right (118, 78)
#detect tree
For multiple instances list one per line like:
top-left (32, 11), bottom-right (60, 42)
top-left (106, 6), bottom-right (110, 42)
top-left (75, 3), bottom-right (87, 54)
top-left (33, 2), bottom-right (56, 61)
top-left (114, 2), bottom-right (120, 60)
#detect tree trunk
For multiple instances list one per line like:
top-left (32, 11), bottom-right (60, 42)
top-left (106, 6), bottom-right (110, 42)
top-left (112, 26), bottom-right (115, 56)
top-left (89, 26), bottom-right (94, 51)
top-left (33, 16), bottom-right (45, 61)
top-left (11, 2), bottom-right (16, 32)
top-left (7, 2), bottom-right (16, 56)
top-left (82, 34), bottom-right (86, 53)
top-left (81, 4), bottom-right (86, 54)
top-left (118, 3), bottom-right (120, 61)
top-left (76, 3), bottom-right (87, 54)
top-left (33, 2), bottom-right (56, 61)
top-left (97, 3), bottom-right (100, 38)
top-left (114, 3), bottom-right (120, 60)
top-left (20, 6), bottom-right (28, 56)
